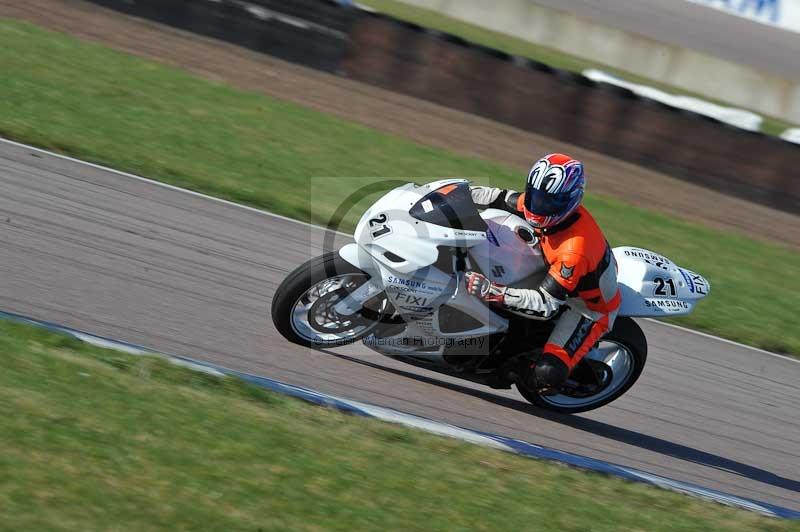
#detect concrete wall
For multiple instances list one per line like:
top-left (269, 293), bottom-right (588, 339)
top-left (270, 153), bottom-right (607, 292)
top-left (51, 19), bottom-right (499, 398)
top-left (394, 0), bottom-right (800, 123)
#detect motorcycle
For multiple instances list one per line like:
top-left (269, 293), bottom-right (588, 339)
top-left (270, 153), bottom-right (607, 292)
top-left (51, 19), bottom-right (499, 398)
top-left (271, 180), bottom-right (710, 413)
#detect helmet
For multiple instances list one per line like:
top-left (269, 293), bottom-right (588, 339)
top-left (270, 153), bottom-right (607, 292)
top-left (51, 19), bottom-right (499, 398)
top-left (523, 153), bottom-right (585, 229)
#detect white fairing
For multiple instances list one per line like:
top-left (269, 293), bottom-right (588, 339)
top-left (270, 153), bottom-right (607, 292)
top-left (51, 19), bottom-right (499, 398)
top-left (338, 181), bottom-right (710, 358)
top-left (352, 179), bottom-right (486, 275)
top-left (341, 180), bottom-right (540, 357)
top-left (614, 247), bottom-right (710, 317)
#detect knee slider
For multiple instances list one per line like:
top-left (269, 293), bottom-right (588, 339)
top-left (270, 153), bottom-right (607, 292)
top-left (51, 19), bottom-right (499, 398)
top-left (534, 354), bottom-right (570, 389)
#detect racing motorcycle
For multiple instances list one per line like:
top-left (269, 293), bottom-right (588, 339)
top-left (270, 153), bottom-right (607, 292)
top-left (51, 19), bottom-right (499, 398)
top-left (271, 180), bottom-right (710, 413)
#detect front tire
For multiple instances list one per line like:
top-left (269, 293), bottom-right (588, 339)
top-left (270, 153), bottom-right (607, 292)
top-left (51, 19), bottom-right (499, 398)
top-left (517, 317), bottom-right (648, 414)
top-left (271, 252), bottom-right (384, 348)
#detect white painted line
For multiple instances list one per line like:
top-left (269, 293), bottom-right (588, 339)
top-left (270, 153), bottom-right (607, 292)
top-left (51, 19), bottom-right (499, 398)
top-left (0, 137), bottom-right (348, 237)
top-left (168, 358), bottom-right (227, 377)
top-left (1, 136), bottom-right (794, 361)
top-left (72, 332), bottom-right (150, 355)
top-left (349, 401), bottom-right (515, 450)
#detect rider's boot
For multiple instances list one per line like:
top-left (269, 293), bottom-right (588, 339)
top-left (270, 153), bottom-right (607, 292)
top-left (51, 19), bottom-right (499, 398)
top-left (528, 354), bottom-right (570, 396)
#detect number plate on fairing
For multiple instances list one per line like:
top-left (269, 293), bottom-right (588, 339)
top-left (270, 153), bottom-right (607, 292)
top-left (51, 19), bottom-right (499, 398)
top-left (614, 247), bottom-right (710, 317)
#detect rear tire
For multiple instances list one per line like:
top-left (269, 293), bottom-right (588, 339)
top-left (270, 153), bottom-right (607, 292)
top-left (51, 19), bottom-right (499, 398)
top-left (271, 252), bottom-right (380, 348)
top-left (517, 317), bottom-right (648, 414)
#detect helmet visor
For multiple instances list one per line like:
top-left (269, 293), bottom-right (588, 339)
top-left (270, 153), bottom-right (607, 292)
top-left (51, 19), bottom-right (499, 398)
top-left (524, 186), bottom-right (573, 216)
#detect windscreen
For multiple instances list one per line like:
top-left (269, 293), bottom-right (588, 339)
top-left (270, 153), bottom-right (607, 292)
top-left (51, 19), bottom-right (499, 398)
top-left (409, 182), bottom-right (487, 232)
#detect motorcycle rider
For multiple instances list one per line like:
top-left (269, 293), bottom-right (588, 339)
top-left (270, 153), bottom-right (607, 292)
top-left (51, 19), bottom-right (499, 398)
top-left (465, 153), bottom-right (620, 395)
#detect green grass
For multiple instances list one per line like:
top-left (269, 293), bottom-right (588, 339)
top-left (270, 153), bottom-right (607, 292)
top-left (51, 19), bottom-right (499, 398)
top-left (0, 20), bottom-right (799, 355)
top-left (358, 0), bottom-right (797, 136)
top-left (1, 319), bottom-right (797, 531)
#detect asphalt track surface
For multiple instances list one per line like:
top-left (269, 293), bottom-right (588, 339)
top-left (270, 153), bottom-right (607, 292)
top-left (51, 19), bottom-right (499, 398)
top-left (534, 0), bottom-right (800, 80)
top-left (1, 140), bottom-right (799, 511)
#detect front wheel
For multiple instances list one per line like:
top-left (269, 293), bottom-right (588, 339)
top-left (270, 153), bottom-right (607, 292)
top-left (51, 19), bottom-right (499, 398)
top-left (271, 252), bottom-right (387, 348)
top-left (517, 317), bottom-right (648, 414)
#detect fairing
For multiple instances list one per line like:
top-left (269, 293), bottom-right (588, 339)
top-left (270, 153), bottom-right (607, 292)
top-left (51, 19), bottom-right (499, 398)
top-left (614, 247), bottom-right (710, 317)
top-left (352, 180), bottom-right (486, 275)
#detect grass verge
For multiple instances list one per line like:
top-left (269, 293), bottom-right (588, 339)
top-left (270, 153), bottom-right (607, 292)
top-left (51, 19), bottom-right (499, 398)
top-left (357, 0), bottom-right (797, 136)
top-left (0, 318), bottom-right (796, 531)
top-left (0, 20), bottom-right (798, 355)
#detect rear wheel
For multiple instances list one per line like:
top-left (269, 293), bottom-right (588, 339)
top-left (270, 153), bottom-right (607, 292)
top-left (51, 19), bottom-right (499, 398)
top-left (271, 252), bottom-right (387, 348)
top-left (517, 317), bottom-right (647, 414)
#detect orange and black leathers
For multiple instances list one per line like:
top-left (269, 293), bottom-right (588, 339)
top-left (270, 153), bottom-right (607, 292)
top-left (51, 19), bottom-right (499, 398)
top-left (471, 187), bottom-right (621, 370)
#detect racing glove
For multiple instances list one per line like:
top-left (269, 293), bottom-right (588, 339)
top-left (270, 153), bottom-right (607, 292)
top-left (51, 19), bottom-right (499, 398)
top-left (469, 186), bottom-right (520, 212)
top-left (465, 272), bottom-right (565, 319)
top-left (503, 285), bottom-right (565, 320)
top-left (464, 271), bottom-right (506, 304)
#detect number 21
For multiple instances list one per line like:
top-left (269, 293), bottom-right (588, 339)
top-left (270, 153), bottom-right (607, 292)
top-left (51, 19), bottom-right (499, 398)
top-left (654, 277), bottom-right (676, 296)
top-left (369, 214), bottom-right (391, 238)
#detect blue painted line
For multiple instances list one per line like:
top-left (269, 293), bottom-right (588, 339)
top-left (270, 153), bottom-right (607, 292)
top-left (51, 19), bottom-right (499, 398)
top-left (227, 371), bottom-right (372, 417)
top-left (477, 432), bottom-right (797, 517)
top-left (2, 309), bottom-right (798, 519)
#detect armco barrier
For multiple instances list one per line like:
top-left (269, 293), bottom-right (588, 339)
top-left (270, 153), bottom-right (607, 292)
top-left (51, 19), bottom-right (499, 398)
top-left (242, 0), bottom-right (355, 33)
top-left (86, 0), bottom-right (356, 72)
top-left (340, 14), bottom-right (800, 213)
top-left (82, 0), bottom-right (800, 213)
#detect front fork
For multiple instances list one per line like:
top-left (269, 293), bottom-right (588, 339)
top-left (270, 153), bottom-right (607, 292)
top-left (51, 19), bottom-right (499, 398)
top-left (332, 279), bottom-right (384, 317)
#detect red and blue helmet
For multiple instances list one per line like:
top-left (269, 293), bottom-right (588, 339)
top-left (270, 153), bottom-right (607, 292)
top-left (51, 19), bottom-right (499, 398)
top-left (523, 153), bottom-right (585, 229)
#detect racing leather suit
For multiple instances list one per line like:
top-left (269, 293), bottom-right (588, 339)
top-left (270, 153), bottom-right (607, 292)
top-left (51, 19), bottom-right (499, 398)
top-left (469, 186), bottom-right (621, 383)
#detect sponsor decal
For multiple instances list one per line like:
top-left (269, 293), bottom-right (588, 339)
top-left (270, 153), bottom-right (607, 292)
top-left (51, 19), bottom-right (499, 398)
top-left (396, 306), bottom-right (434, 314)
top-left (387, 276), bottom-right (436, 291)
top-left (391, 292), bottom-right (434, 315)
top-left (560, 262), bottom-right (575, 280)
top-left (644, 299), bottom-right (691, 311)
top-left (677, 268), bottom-right (708, 296)
top-left (679, 268), bottom-right (696, 293)
top-left (415, 318), bottom-right (436, 334)
top-left (386, 276), bottom-right (445, 295)
top-left (491, 265), bottom-right (506, 278)
top-left (394, 284), bottom-right (423, 293)
top-left (452, 230), bottom-right (485, 238)
top-left (623, 249), bottom-right (670, 270)
top-left (394, 292), bottom-right (429, 307)
top-left (691, 273), bottom-right (708, 295)
top-left (565, 317), bottom-right (593, 354)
